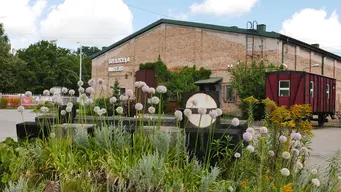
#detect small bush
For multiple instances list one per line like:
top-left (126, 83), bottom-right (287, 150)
top-left (8, 97), bottom-right (20, 107)
top-left (0, 98), bottom-right (9, 108)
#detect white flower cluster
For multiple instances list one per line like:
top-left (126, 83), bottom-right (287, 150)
top-left (40, 107), bottom-right (49, 113)
top-left (17, 106), bottom-right (25, 113)
top-left (24, 91), bottom-right (32, 97)
top-left (174, 110), bottom-right (183, 121)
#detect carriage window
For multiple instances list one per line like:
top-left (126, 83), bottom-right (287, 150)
top-left (310, 81), bottom-right (314, 98)
top-left (279, 80), bottom-right (290, 96)
top-left (326, 84), bottom-right (330, 99)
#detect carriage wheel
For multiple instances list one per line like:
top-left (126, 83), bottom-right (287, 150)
top-left (318, 114), bottom-right (326, 127)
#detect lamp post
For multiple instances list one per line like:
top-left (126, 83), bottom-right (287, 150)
top-left (303, 63), bottom-right (320, 72)
top-left (77, 42), bottom-right (82, 82)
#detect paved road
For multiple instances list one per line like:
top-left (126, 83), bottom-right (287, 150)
top-left (0, 109), bottom-right (340, 169)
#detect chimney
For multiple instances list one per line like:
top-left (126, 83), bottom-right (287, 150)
top-left (257, 24), bottom-right (266, 33)
top-left (311, 44), bottom-right (320, 48)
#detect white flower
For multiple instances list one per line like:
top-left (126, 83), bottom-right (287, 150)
top-left (69, 89), bottom-right (75, 96)
top-left (192, 99), bottom-right (198, 106)
top-left (216, 108), bottom-right (223, 116)
top-left (86, 87), bottom-right (94, 94)
top-left (110, 97), bottom-right (117, 104)
top-left (38, 99), bottom-right (45, 105)
top-left (126, 89), bottom-right (134, 97)
top-left (296, 161), bottom-right (303, 170)
top-left (62, 87), bottom-right (68, 94)
top-left (135, 103), bottom-right (143, 111)
top-left (52, 95), bottom-right (63, 105)
top-left (96, 110), bottom-right (103, 116)
top-left (290, 140), bottom-right (296, 146)
top-left (156, 85), bottom-right (167, 93)
top-left (77, 80), bottom-right (84, 87)
top-left (294, 140), bottom-right (301, 148)
top-left (116, 106), bottom-right (124, 115)
top-left (66, 106), bottom-right (72, 113)
top-left (139, 81), bottom-right (146, 88)
top-left (312, 178), bottom-right (320, 187)
top-left (184, 109), bottom-right (192, 117)
top-left (119, 95), bottom-right (127, 101)
top-left (60, 110), bottom-right (66, 115)
top-left (24, 91), bottom-right (32, 97)
top-left (134, 81), bottom-right (141, 88)
top-left (86, 99), bottom-right (93, 105)
top-left (142, 85), bottom-right (150, 93)
top-left (301, 147), bottom-right (308, 153)
top-left (209, 110), bottom-right (218, 119)
top-left (268, 150), bottom-right (275, 157)
top-left (78, 87), bottom-right (85, 94)
top-left (50, 133), bottom-right (56, 138)
top-left (40, 107), bottom-right (49, 113)
top-left (43, 89), bottom-right (50, 96)
top-left (234, 152), bottom-right (241, 158)
top-left (260, 126), bottom-right (268, 135)
top-left (281, 168), bottom-right (290, 176)
top-left (97, 78), bottom-right (104, 85)
top-left (148, 106), bottom-right (155, 114)
top-left (67, 102), bottom-right (73, 108)
top-left (246, 145), bottom-right (254, 152)
top-left (149, 87), bottom-right (155, 94)
top-left (243, 132), bottom-right (253, 142)
top-left (88, 79), bottom-right (96, 87)
top-left (101, 108), bottom-right (106, 114)
top-left (311, 169), bottom-right (317, 175)
top-left (291, 132), bottom-right (302, 141)
top-left (279, 135), bottom-right (287, 143)
top-left (174, 110), bottom-right (183, 120)
top-left (94, 106), bottom-right (100, 113)
top-left (231, 118), bottom-right (239, 126)
top-left (282, 151), bottom-right (291, 159)
top-left (17, 106), bottom-right (25, 113)
top-left (151, 96), bottom-right (160, 105)
top-left (198, 107), bottom-right (207, 115)
top-left (246, 127), bottom-right (255, 135)
top-left (292, 148), bottom-right (300, 156)
top-left (50, 88), bottom-right (56, 95)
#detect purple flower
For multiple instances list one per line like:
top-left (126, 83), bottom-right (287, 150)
top-left (243, 132), bottom-right (253, 142)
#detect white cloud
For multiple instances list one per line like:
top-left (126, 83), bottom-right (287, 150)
top-left (280, 8), bottom-right (341, 52)
top-left (168, 9), bottom-right (189, 21)
top-left (0, 0), bottom-right (47, 49)
top-left (40, 0), bottom-right (133, 48)
top-left (190, 0), bottom-right (258, 16)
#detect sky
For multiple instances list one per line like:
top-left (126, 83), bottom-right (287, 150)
top-left (0, 0), bottom-right (340, 55)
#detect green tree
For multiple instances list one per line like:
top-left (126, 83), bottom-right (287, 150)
top-left (111, 79), bottom-right (120, 98)
top-left (229, 60), bottom-right (283, 119)
top-left (77, 46), bottom-right (101, 57)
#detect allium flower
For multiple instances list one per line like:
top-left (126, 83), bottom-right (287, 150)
top-left (69, 89), bottom-right (75, 96)
top-left (52, 95), bottom-right (63, 105)
top-left (17, 106), bottom-right (25, 113)
top-left (290, 140), bottom-right (296, 146)
top-left (62, 87), bottom-right (68, 94)
top-left (116, 106), bottom-right (124, 115)
top-left (260, 126), bottom-right (268, 134)
top-left (25, 91), bottom-right (32, 97)
top-left (243, 132), bottom-right (253, 142)
top-left (50, 133), bottom-right (56, 138)
top-left (38, 99), bottom-right (45, 105)
top-left (97, 78), bottom-right (104, 85)
top-left (66, 106), bottom-right (72, 113)
top-left (246, 145), bottom-right (254, 152)
top-left (135, 103), bottom-right (143, 111)
top-left (291, 132), bottom-right (302, 141)
top-left (88, 79), bottom-right (95, 87)
top-left (281, 168), bottom-right (290, 176)
top-left (246, 127), bottom-right (255, 135)
top-left (50, 88), bottom-right (56, 95)
top-left (216, 108), bottom-right (223, 116)
top-left (231, 118), bottom-right (239, 126)
top-left (311, 169), bottom-right (317, 175)
top-left (119, 95), bottom-right (127, 101)
top-left (198, 107), bottom-right (207, 115)
top-left (282, 151), bottom-right (291, 159)
top-left (134, 81), bottom-right (141, 88)
top-left (94, 106), bottom-right (100, 113)
top-left (184, 109), bottom-right (192, 117)
top-left (192, 99), bottom-right (198, 106)
top-left (43, 89), bottom-right (50, 96)
top-left (67, 102), bottom-right (73, 108)
top-left (126, 89), bottom-right (134, 98)
top-left (294, 140), bottom-right (301, 148)
top-left (86, 87), bottom-right (94, 94)
top-left (279, 135), bottom-right (287, 143)
top-left (234, 152), bottom-right (241, 158)
top-left (60, 110), bottom-right (66, 115)
top-left (77, 80), bottom-right (84, 87)
top-left (101, 108), bottom-right (106, 114)
top-left (312, 178), bottom-right (320, 187)
top-left (156, 85), bottom-right (167, 93)
top-left (209, 110), bottom-right (218, 119)
top-left (139, 81), bottom-right (146, 88)
top-left (96, 110), bottom-right (103, 116)
top-left (148, 106), bottom-right (155, 114)
top-left (151, 96), bottom-right (160, 105)
top-left (110, 97), bottom-right (117, 104)
top-left (86, 98), bottom-right (93, 105)
top-left (40, 107), bottom-right (49, 113)
top-left (174, 110), bottom-right (183, 120)
top-left (292, 148), bottom-right (300, 156)
top-left (78, 87), bottom-right (85, 94)
top-left (149, 87), bottom-right (155, 94)
top-left (142, 85), bottom-right (150, 93)
top-left (296, 161), bottom-right (303, 170)
top-left (268, 150), bottom-right (275, 157)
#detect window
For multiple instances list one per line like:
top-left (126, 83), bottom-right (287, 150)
top-left (120, 88), bottom-right (126, 95)
top-left (326, 84), bottom-right (330, 99)
top-left (279, 80), bottom-right (290, 96)
top-left (310, 81), bottom-right (314, 98)
top-left (225, 85), bottom-right (235, 102)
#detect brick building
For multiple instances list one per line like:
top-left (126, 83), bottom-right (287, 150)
top-left (91, 19), bottom-right (341, 116)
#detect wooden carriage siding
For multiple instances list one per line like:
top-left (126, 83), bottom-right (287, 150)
top-left (91, 18), bottom-right (341, 116)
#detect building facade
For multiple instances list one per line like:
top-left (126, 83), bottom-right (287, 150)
top-left (91, 19), bottom-right (341, 116)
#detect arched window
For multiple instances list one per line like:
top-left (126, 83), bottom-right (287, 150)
top-left (310, 81), bottom-right (314, 98)
top-left (326, 84), bottom-right (330, 99)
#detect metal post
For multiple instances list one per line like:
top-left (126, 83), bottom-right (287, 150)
top-left (80, 44), bottom-right (82, 81)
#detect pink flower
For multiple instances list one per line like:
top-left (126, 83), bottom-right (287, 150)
top-left (126, 89), bottom-right (134, 98)
top-left (142, 85), bottom-right (150, 93)
top-left (243, 132), bottom-right (253, 142)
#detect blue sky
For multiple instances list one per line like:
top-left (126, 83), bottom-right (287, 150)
top-left (1, 0), bottom-right (341, 55)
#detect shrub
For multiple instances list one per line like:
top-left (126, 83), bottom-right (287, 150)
top-left (0, 98), bottom-right (8, 108)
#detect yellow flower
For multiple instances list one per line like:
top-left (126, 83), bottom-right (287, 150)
top-left (241, 179), bottom-right (248, 189)
top-left (243, 96), bottom-right (259, 105)
top-left (272, 184), bottom-right (276, 190)
top-left (280, 183), bottom-right (293, 192)
top-left (264, 175), bottom-right (271, 181)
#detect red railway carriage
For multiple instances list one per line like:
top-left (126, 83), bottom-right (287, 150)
top-left (265, 71), bottom-right (336, 127)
